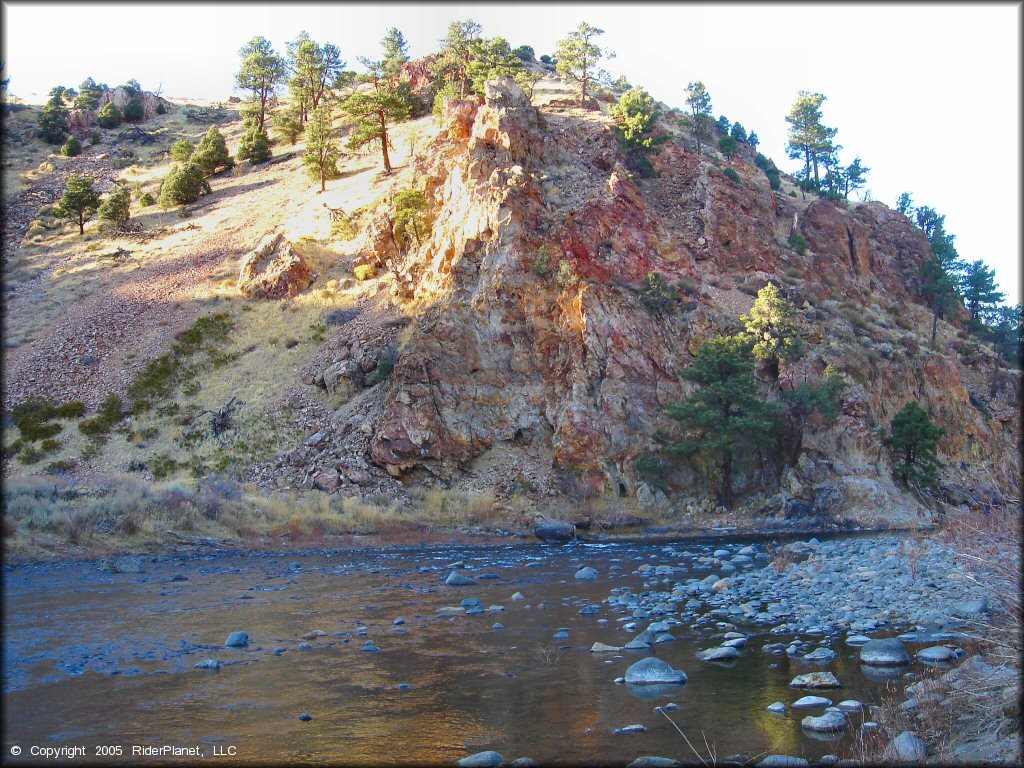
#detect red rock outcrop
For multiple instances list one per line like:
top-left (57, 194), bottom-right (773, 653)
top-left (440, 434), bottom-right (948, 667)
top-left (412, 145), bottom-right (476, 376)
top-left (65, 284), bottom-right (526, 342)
top-left (345, 77), bottom-right (1018, 518)
top-left (238, 231), bottom-right (315, 299)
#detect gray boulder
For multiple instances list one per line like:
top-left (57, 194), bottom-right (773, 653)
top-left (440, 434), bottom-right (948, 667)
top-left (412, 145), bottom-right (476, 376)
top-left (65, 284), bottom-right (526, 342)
top-left (860, 638), bottom-right (910, 666)
top-left (802, 647), bottom-right (836, 663)
top-left (225, 631), bottom-right (249, 647)
top-left (457, 751), bottom-right (504, 767)
top-left (792, 695), bottom-right (832, 709)
top-left (916, 646), bottom-right (955, 662)
top-left (194, 658), bottom-right (221, 670)
top-left (626, 758), bottom-right (682, 768)
top-left (575, 566), bottom-right (598, 581)
top-left (697, 645), bottom-right (739, 662)
top-left (791, 671), bottom-right (842, 689)
top-left (624, 656), bottom-right (687, 685)
top-left (445, 571), bottom-right (478, 586)
top-left (758, 757), bottom-right (809, 767)
top-left (801, 709), bottom-right (847, 732)
top-left (882, 731), bottom-right (927, 763)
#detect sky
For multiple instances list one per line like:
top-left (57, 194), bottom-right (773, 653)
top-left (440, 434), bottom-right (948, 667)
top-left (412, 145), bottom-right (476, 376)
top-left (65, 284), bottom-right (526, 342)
top-left (3, 2), bottom-right (1020, 303)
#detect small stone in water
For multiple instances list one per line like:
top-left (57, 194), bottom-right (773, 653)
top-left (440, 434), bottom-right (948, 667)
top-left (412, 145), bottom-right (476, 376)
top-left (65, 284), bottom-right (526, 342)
top-left (298, 713), bottom-right (312, 721)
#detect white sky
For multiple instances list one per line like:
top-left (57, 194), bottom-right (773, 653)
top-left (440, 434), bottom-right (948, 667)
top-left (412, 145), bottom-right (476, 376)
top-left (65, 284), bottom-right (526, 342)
top-left (3, 2), bottom-right (1020, 303)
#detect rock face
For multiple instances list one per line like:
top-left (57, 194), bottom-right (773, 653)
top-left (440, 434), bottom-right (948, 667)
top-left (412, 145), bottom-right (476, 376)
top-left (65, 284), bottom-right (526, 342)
top-left (238, 231), bottom-right (315, 299)
top-left (339, 76), bottom-right (1019, 513)
top-left (68, 87), bottom-right (172, 131)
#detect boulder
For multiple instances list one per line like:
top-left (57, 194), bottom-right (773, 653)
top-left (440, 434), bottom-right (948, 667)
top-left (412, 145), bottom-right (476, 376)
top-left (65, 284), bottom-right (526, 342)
top-left (534, 519), bottom-right (575, 543)
top-left (623, 656), bottom-right (687, 685)
top-left (238, 231), bottom-right (315, 299)
top-left (802, 647), bottom-right (837, 663)
top-left (882, 731), bottom-right (927, 763)
top-left (801, 709), bottom-right (847, 732)
top-left (697, 646), bottom-right (739, 662)
top-left (792, 696), bottom-right (832, 709)
top-left (224, 631), bottom-right (249, 647)
top-left (457, 751), bottom-right (504, 768)
top-left (575, 566), bottom-right (598, 581)
top-left (445, 571), bottom-right (478, 586)
top-left (321, 359), bottom-right (365, 398)
top-left (916, 646), bottom-right (956, 663)
top-left (590, 642), bottom-right (622, 653)
top-left (626, 758), bottom-right (682, 768)
top-left (758, 757), bottom-right (809, 767)
top-left (860, 638), bottom-right (910, 666)
top-left (791, 672), bottom-right (842, 689)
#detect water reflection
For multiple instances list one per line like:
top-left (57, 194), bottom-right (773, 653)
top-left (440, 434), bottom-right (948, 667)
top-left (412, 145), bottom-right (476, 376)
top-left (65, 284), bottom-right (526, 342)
top-left (3, 541), bottom-right (946, 764)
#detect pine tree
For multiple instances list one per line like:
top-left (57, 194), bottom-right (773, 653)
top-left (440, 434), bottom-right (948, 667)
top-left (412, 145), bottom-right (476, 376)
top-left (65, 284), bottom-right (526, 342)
top-left (960, 260), bottom-right (1005, 324)
top-left (97, 184), bottom-right (131, 230)
top-left (171, 139), bottom-right (193, 161)
top-left (287, 32), bottom-right (345, 123)
top-left (685, 81), bottom-right (713, 156)
top-left (381, 27), bottom-right (410, 80)
top-left (740, 283), bottom-right (803, 382)
top-left (843, 156), bottom-right (869, 200)
top-left (895, 191), bottom-right (914, 217)
top-left (236, 36), bottom-right (286, 132)
top-left (273, 105), bottom-right (304, 145)
top-left (158, 162), bottom-right (210, 208)
top-left (36, 97), bottom-right (69, 144)
top-left (303, 103), bottom-right (340, 192)
top-left (341, 57), bottom-right (415, 175)
top-left (919, 257), bottom-right (960, 348)
top-left (987, 305), bottom-right (1022, 396)
top-left (555, 22), bottom-right (612, 107)
top-left (466, 36), bottom-right (523, 97)
top-left (780, 366), bottom-right (848, 461)
top-left (54, 174), bottom-right (100, 235)
top-left (393, 188), bottom-right (429, 248)
top-left (886, 402), bottom-right (944, 487)
top-left (74, 77), bottom-right (108, 110)
top-left (785, 91), bottom-right (836, 191)
top-left (730, 122), bottom-right (748, 142)
top-left (718, 134), bottom-right (739, 159)
top-left (432, 19), bottom-right (483, 98)
top-left (667, 335), bottom-right (780, 509)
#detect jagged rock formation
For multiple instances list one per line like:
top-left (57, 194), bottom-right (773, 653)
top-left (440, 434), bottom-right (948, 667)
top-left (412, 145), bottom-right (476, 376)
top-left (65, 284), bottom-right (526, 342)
top-left (238, 231), bottom-right (315, 299)
top-left (67, 87), bottom-right (172, 132)
top-left (324, 78), bottom-right (1020, 521)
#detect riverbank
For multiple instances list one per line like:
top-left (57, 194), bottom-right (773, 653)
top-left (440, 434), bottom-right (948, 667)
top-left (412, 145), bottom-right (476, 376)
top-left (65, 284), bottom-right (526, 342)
top-left (2, 472), bottom-right (934, 566)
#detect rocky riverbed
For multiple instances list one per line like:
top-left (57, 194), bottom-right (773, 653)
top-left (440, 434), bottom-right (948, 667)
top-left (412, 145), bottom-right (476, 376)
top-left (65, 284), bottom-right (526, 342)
top-left (2, 532), bottom-right (1002, 765)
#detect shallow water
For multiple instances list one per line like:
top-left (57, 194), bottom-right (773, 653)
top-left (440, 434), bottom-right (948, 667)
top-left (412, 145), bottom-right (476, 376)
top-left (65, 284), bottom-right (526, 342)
top-left (3, 540), bottom-right (950, 765)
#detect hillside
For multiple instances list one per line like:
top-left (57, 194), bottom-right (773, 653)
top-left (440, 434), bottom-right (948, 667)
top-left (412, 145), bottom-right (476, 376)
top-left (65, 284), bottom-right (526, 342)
top-left (1, 72), bottom-right (1020, 556)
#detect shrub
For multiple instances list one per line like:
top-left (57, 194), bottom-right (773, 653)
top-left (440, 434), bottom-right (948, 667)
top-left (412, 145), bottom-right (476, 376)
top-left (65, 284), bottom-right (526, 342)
top-left (718, 134), bottom-right (739, 159)
top-left (61, 135), bottom-right (82, 156)
top-left (723, 168), bottom-right (740, 183)
top-left (354, 264), bottom-right (377, 281)
top-left (625, 151), bottom-right (656, 179)
top-left (89, 130), bottom-right (101, 145)
top-left (555, 259), bottom-right (578, 288)
top-left (98, 185), bottom-right (131, 229)
top-left (640, 271), bottom-right (675, 313)
top-left (431, 82), bottom-right (462, 118)
top-left (96, 102), bottom-right (122, 129)
top-left (273, 108), bottom-right (304, 145)
top-left (123, 93), bottom-right (144, 122)
top-left (78, 394), bottom-right (126, 438)
top-left (237, 126), bottom-right (271, 163)
top-left (634, 456), bottom-right (667, 490)
top-left (155, 102), bottom-right (167, 115)
top-left (533, 245), bottom-right (552, 278)
top-left (368, 347), bottom-right (397, 386)
top-left (192, 125), bottom-right (233, 175)
top-left (170, 139), bottom-right (193, 161)
top-left (158, 162), bottom-right (211, 208)
top-left (788, 230), bottom-right (808, 255)
top-left (36, 101), bottom-right (69, 144)
top-left (139, 191), bottom-right (155, 206)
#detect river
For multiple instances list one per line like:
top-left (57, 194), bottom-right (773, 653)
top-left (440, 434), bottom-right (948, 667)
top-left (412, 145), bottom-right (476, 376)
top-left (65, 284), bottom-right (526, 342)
top-left (2, 537), bottom-right (961, 765)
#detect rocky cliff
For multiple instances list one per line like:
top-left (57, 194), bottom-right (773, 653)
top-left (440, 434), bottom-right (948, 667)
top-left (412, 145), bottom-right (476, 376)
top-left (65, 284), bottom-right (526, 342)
top-left (310, 78), bottom-right (1019, 524)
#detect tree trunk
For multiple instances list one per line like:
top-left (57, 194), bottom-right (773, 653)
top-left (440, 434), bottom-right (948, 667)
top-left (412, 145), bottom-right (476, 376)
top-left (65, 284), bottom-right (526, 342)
top-left (720, 450), bottom-right (734, 509)
top-left (320, 171), bottom-right (326, 193)
top-left (381, 134), bottom-right (391, 174)
top-left (580, 75), bottom-right (588, 107)
top-left (812, 154), bottom-right (820, 189)
top-left (990, 351), bottom-right (1002, 398)
top-left (78, 216), bottom-right (85, 235)
top-left (931, 312), bottom-right (938, 348)
top-left (768, 356), bottom-right (780, 383)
